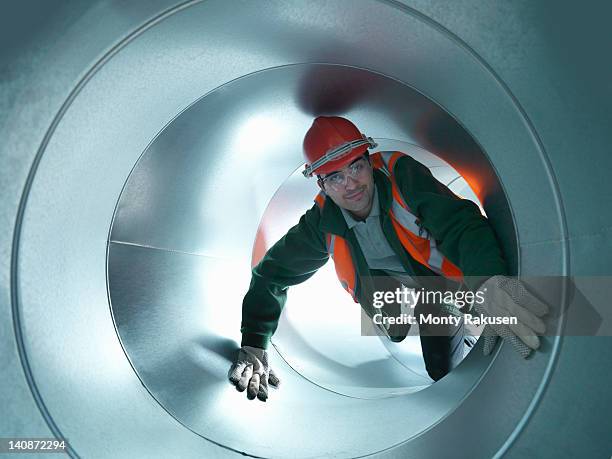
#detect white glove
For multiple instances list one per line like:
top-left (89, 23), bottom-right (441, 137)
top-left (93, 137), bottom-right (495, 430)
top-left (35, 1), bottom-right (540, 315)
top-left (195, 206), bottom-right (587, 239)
top-left (475, 275), bottom-right (549, 358)
top-left (228, 345), bottom-right (280, 401)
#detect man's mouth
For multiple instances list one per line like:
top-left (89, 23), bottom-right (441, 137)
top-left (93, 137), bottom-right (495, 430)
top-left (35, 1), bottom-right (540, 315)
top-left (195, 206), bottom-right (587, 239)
top-left (344, 188), bottom-right (365, 201)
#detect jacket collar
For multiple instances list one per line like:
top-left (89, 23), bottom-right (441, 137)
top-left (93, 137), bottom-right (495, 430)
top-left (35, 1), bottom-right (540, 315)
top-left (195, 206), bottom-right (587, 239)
top-left (318, 168), bottom-right (393, 236)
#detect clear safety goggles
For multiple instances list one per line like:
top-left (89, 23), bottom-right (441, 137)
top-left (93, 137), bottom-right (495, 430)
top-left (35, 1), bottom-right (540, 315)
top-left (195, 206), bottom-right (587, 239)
top-left (302, 135), bottom-right (378, 178)
top-left (319, 157), bottom-right (370, 191)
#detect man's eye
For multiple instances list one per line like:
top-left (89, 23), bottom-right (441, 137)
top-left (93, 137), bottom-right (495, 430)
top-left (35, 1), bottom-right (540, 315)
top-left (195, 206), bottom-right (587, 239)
top-left (329, 174), bottom-right (344, 184)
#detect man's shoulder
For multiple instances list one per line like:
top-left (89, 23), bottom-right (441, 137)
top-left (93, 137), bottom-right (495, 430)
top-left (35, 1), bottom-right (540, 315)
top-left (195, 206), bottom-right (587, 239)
top-left (308, 193), bottom-right (349, 236)
top-left (303, 197), bottom-right (332, 230)
top-left (304, 199), bottom-right (324, 222)
top-left (372, 151), bottom-right (429, 189)
top-left (372, 150), bottom-right (427, 175)
top-left (392, 151), bottom-right (427, 171)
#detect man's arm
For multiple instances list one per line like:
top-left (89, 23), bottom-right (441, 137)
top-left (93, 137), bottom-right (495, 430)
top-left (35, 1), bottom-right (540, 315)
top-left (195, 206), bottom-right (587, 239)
top-left (393, 155), bottom-right (508, 290)
top-left (394, 156), bottom-right (550, 358)
top-left (241, 204), bottom-right (329, 349)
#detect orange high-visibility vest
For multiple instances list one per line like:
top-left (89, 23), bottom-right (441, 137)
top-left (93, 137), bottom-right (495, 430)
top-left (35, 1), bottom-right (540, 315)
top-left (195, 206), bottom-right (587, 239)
top-left (314, 151), bottom-right (463, 302)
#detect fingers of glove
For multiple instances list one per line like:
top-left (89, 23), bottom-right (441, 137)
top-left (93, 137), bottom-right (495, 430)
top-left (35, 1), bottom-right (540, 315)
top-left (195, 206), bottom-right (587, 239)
top-left (268, 368), bottom-right (281, 388)
top-left (228, 362), bottom-right (247, 385)
top-left (509, 320), bottom-right (541, 350)
top-left (247, 372), bottom-right (260, 400)
top-left (501, 277), bottom-right (550, 317)
top-left (482, 324), bottom-right (533, 358)
top-left (489, 321), bottom-right (523, 351)
top-left (482, 335), bottom-right (498, 356)
top-left (506, 334), bottom-right (533, 359)
top-left (478, 296), bottom-right (508, 318)
top-left (257, 373), bottom-right (269, 401)
top-left (499, 289), bottom-right (547, 334)
top-left (236, 364), bottom-right (253, 392)
top-left (477, 289), bottom-right (547, 335)
top-left (519, 289), bottom-right (549, 317)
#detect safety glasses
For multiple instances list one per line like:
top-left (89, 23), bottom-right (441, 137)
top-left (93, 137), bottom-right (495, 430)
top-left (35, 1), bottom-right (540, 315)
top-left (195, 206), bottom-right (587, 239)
top-left (318, 157), bottom-right (370, 191)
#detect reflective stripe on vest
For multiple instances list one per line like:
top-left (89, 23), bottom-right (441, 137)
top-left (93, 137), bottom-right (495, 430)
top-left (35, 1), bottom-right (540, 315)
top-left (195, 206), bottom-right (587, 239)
top-left (314, 151), bottom-right (463, 300)
top-left (315, 193), bottom-right (359, 302)
top-left (327, 233), bottom-right (359, 302)
top-left (372, 151), bottom-right (463, 279)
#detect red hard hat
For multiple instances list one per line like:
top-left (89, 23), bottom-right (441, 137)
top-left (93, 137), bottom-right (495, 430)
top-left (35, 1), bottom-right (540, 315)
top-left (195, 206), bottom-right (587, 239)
top-left (302, 116), bottom-right (377, 177)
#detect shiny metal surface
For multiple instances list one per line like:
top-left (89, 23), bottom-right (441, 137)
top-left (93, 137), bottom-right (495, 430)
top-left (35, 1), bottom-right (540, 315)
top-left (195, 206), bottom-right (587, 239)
top-left (109, 65), bottom-right (494, 261)
top-left (107, 64), bottom-right (489, 455)
top-left (108, 65), bottom-right (483, 404)
top-left (1, 0), bottom-right (610, 458)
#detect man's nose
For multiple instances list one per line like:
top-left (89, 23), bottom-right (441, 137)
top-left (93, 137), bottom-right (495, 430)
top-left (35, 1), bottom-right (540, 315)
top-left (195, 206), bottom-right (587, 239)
top-left (345, 176), bottom-right (359, 190)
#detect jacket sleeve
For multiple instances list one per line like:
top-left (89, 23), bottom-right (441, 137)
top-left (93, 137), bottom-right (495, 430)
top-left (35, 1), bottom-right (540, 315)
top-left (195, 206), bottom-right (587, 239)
top-left (240, 204), bottom-right (330, 349)
top-left (393, 155), bottom-right (508, 290)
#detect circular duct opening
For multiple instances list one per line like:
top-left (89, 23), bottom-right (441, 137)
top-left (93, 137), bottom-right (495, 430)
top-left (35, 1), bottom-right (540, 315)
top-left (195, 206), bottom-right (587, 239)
top-left (107, 63), bottom-right (513, 453)
top-left (12, 1), bottom-right (566, 456)
top-left (254, 140), bottom-right (488, 398)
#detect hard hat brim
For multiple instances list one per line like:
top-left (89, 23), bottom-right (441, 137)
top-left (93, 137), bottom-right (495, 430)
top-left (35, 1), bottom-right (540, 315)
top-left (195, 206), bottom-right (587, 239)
top-left (310, 144), bottom-right (369, 176)
top-left (303, 136), bottom-right (377, 177)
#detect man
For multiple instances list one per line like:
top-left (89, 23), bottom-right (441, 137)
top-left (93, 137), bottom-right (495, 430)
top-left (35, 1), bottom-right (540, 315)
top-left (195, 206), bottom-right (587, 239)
top-left (229, 116), bottom-right (548, 401)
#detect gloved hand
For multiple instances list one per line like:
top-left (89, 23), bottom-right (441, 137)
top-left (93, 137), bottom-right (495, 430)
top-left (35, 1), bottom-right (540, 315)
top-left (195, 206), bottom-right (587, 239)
top-left (475, 275), bottom-right (549, 358)
top-left (228, 345), bottom-right (280, 401)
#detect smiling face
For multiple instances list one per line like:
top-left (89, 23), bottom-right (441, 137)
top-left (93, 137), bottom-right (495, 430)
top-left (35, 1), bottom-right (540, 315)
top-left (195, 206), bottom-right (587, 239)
top-left (318, 155), bottom-right (375, 220)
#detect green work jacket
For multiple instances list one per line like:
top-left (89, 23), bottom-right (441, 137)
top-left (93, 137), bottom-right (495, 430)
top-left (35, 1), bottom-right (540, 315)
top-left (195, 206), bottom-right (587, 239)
top-left (241, 154), bottom-right (508, 349)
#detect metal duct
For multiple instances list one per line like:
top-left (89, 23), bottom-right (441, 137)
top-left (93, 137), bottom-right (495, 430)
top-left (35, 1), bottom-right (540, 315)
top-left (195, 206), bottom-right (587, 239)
top-left (1, 1), bottom-right (610, 458)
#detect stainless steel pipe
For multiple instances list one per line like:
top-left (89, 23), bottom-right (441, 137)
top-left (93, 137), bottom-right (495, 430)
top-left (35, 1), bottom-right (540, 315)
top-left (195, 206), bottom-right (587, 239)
top-left (1, 1), bottom-right (610, 458)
